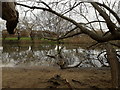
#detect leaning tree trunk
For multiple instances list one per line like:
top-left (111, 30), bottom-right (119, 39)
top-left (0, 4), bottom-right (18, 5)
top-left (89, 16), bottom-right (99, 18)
top-left (105, 44), bottom-right (120, 88)
top-left (0, 2), bottom-right (19, 34)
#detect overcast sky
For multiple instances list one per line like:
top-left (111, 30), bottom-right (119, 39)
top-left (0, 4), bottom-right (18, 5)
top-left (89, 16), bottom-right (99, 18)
top-left (0, 0), bottom-right (120, 31)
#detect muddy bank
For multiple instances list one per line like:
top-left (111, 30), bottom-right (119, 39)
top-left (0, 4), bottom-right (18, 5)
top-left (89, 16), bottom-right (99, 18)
top-left (2, 67), bottom-right (112, 88)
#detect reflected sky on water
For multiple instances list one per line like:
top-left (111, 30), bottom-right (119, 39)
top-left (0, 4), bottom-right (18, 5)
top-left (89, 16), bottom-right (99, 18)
top-left (1, 44), bottom-right (109, 68)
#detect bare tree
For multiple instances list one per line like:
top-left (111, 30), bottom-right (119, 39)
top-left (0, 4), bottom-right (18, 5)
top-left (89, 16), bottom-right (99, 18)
top-left (37, 11), bottom-right (73, 40)
top-left (16, 0), bottom-right (120, 88)
top-left (1, 0), bottom-right (120, 88)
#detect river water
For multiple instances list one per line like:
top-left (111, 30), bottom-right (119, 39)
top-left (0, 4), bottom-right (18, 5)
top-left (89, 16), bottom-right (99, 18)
top-left (1, 43), bottom-right (109, 68)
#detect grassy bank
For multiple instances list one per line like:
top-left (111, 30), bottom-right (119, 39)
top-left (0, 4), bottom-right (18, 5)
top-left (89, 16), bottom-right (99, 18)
top-left (2, 36), bottom-right (120, 46)
top-left (4, 37), bottom-right (31, 40)
top-left (2, 35), bottom-right (96, 44)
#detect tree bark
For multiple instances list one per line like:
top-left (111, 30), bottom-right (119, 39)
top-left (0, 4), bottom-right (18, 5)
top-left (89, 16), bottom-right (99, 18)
top-left (106, 44), bottom-right (120, 88)
top-left (0, 2), bottom-right (19, 34)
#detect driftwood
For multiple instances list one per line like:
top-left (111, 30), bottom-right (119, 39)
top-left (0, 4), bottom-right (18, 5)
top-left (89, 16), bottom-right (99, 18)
top-left (0, 2), bottom-right (19, 34)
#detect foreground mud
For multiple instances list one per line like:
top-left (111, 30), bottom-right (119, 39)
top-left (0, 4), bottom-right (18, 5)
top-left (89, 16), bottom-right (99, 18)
top-left (2, 67), bottom-right (112, 88)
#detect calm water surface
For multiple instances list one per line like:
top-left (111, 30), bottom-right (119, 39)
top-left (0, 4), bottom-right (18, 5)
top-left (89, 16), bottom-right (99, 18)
top-left (1, 43), bottom-right (109, 68)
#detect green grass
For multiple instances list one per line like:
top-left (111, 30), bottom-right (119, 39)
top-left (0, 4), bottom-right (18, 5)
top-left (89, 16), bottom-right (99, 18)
top-left (5, 38), bottom-right (18, 40)
top-left (4, 37), bottom-right (31, 40)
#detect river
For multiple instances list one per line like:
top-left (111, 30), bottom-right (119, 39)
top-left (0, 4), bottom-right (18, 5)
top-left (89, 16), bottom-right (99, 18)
top-left (1, 43), bottom-right (109, 68)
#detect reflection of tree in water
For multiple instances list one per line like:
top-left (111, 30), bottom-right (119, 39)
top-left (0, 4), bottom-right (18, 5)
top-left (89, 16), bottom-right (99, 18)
top-left (97, 50), bottom-right (120, 67)
top-left (46, 44), bottom-right (109, 69)
top-left (47, 44), bottom-right (74, 69)
top-left (2, 44), bottom-right (56, 66)
top-left (80, 50), bottom-right (103, 67)
top-left (2, 43), bottom-right (110, 68)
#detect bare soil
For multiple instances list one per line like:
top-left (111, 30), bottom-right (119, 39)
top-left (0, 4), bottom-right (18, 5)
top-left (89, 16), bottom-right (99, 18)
top-left (2, 66), bottom-right (112, 88)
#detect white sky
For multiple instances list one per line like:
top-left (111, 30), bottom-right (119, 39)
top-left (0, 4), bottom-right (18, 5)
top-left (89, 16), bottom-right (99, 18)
top-left (0, 0), bottom-right (120, 31)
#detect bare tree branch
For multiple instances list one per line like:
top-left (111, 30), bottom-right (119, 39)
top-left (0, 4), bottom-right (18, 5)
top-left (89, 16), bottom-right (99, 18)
top-left (96, 2), bottom-right (120, 25)
top-left (16, 2), bottom-right (120, 42)
top-left (91, 2), bottom-right (117, 33)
